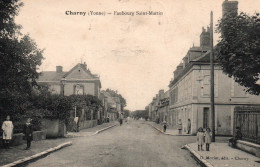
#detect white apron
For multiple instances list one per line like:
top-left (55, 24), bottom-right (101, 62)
top-left (2, 121), bottom-right (14, 140)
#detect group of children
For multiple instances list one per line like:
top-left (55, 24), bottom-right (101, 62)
top-left (197, 127), bottom-right (212, 151)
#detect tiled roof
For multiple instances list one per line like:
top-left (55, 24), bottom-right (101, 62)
top-left (189, 46), bottom-right (209, 52)
top-left (37, 71), bottom-right (66, 82)
top-left (37, 63), bottom-right (100, 83)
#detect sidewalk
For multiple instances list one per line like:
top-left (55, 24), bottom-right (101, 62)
top-left (0, 121), bottom-right (118, 166)
top-left (67, 121), bottom-right (118, 137)
top-left (147, 121), bottom-right (191, 136)
top-left (0, 138), bottom-right (69, 166)
top-left (185, 142), bottom-right (260, 167)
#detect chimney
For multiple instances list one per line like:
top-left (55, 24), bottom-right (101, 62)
top-left (56, 66), bottom-right (63, 73)
top-left (159, 90), bottom-right (164, 99)
top-left (200, 26), bottom-right (210, 48)
top-left (174, 70), bottom-right (178, 79)
top-left (222, 0), bottom-right (238, 17)
top-left (174, 63), bottom-right (184, 79)
top-left (83, 62), bottom-right (87, 69)
top-left (183, 56), bottom-right (188, 68)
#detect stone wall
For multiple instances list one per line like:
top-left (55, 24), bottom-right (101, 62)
top-left (0, 130), bottom-right (46, 147)
top-left (41, 119), bottom-right (66, 138)
top-left (79, 120), bottom-right (97, 130)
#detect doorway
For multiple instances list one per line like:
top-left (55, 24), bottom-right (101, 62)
top-left (203, 107), bottom-right (209, 128)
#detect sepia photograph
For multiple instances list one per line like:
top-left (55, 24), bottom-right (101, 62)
top-left (0, 0), bottom-right (260, 166)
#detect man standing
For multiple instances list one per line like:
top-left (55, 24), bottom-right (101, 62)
top-left (187, 119), bottom-right (191, 134)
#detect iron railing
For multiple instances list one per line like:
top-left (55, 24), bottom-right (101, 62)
top-left (234, 110), bottom-right (260, 144)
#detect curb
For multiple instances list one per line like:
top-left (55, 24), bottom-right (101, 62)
top-left (184, 144), bottom-right (214, 167)
top-left (94, 124), bottom-right (118, 135)
top-left (1, 142), bottom-right (72, 167)
top-left (147, 123), bottom-right (191, 136)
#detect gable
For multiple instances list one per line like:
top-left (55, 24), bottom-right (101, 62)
top-left (64, 64), bottom-right (95, 80)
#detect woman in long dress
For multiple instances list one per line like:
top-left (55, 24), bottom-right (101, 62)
top-left (2, 115), bottom-right (14, 149)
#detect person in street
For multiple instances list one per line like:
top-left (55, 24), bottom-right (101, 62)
top-left (197, 127), bottom-right (204, 151)
top-left (204, 127), bottom-right (212, 151)
top-left (229, 127), bottom-right (242, 148)
top-left (1, 115), bottom-right (14, 149)
top-left (23, 118), bottom-right (33, 150)
top-left (187, 119), bottom-right (191, 134)
top-left (178, 119), bottom-right (182, 135)
top-left (162, 121), bottom-right (167, 132)
top-left (119, 118), bottom-right (122, 126)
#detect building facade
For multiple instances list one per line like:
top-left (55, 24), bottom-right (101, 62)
top-left (100, 90), bottom-right (122, 121)
top-left (37, 63), bottom-right (101, 97)
top-left (148, 90), bottom-right (169, 124)
top-left (168, 1), bottom-right (260, 135)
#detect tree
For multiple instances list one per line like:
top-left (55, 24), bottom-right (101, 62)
top-left (216, 12), bottom-right (260, 95)
top-left (123, 109), bottom-right (130, 118)
top-left (0, 0), bottom-right (44, 116)
top-left (132, 110), bottom-right (148, 120)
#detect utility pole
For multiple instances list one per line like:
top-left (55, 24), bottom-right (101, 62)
top-left (210, 11), bottom-right (215, 142)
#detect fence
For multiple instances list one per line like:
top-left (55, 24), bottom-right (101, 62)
top-left (234, 107), bottom-right (260, 144)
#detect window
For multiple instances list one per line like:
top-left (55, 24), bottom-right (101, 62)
top-left (170, 87), bottom-right (178, 105)
top-left (74, 84), bottom-right (84, 95)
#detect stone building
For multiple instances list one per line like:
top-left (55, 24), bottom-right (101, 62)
top-left (37, 63), bottom-right (101, 97)
top-left (167, 0), bottom-right (260, 135)
top-left (157, 90), bottom-right (169, 123)
top-left (100, 90), bottom-right (122, 121)
top-left (148, 90), bottom-right (170, 124)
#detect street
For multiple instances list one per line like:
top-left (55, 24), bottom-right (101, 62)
top-left (27, 120), bottom-right (199, 167)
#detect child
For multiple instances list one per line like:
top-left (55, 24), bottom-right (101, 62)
top-left (23, 118), bottom-right (33, 149)
top-left (204, 127), bottom-right (212, 151)
top-left (2, 115), bottom-right (14, 149)
top-left (197, 127), bottom-right (204, 151)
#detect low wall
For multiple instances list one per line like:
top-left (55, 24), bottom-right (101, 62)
top-left (236, 140), bottom-right (260, 158)
top-left (41, 119), bottom-right (66, 138)
top-left (79, 120), bottom-right (97, 130)
top-left (0, 130), bottom-right (46, 147)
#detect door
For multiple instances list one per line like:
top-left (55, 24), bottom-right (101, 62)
top-left (203, 108), bottom-right (209, 128)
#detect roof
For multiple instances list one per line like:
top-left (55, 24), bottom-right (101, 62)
top-left (37, 63), bottom-right (101, 88)
top-left (189, 46), bottom-right (209, 52)
top-left (100, 91), bottom-right (118, 104)
top-left (37, 71), bottom-right (66, 82)
top-left (169, 49), bottom-right (217, 88)
top-left (63, 63), bottom-right (98, 78)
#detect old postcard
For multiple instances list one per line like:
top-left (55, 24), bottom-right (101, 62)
top-left (0, 0), bottom-right (259, 166)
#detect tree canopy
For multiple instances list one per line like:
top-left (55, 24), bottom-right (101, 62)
top-left (216, 12), bottom-right (260, 95)
top-left (132, 110), bottom-right (148, 120)
top-left (0, 0), bottom-right (44, 114)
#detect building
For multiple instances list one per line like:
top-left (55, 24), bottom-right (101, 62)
top-left (100, 90), bottom-right (122, 121)
top-left (157, 90), bottom-right (170, 123)
top-left (37, 63), bottom-right (101, 97)
top-left (168, 0), bottom-right (260, 135)
top-left (148, 90), bottom-right (170, 124)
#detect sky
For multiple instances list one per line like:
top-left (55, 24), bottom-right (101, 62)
top-left (15, 0), bottom-right (259, 111)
